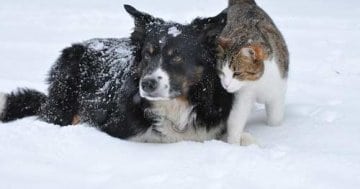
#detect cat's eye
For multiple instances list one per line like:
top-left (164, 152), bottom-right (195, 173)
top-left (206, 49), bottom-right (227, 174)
top-left (233, 72), bottom-right (241, 77)
top-left (246, 71), bottom-right (257, 75)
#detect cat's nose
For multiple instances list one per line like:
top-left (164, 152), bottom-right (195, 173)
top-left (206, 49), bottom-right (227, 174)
top-left (222, 80), bottom-right (230, 89)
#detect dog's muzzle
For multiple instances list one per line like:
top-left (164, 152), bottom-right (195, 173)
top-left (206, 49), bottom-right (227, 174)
top-left (141, 78), bottom-right (159, 93)
top-left (139, 68), bottom-right (171, 101)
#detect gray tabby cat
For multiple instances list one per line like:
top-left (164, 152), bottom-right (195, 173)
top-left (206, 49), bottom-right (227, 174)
top-left (217, 0), bottom-right (289, 145)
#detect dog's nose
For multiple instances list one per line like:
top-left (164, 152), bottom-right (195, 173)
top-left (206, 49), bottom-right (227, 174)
top-left (141, 78), bottom-right (158, 93)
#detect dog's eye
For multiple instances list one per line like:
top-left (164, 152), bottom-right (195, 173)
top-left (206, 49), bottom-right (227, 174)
top-left (167, 49), bottom-right (174, 56)
top-left (143, 46), bottom-right (156, 60)
top-left (173, 56), bottom-right (182, 63)
top-left (144, 52), bottom-right (152, 60)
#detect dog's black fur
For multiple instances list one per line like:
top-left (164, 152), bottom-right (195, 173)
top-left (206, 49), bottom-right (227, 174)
top-left (0, 5), bottom-right (233, 142)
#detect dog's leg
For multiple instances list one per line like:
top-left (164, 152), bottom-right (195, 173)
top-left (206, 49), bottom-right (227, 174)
top-left (72, 115), bottom-right (81, 125)
top-left (39, 45), bottom-right (85, 126)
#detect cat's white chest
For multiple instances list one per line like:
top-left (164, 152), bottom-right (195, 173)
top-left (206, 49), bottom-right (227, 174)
top-left (252, 59), bottom-right (287, 103)
top-left (227, 59), bottom-right (287, 145)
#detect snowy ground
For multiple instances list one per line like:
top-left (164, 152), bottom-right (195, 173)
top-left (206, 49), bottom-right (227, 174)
top-left (1, 0), bottom-right (360, 188)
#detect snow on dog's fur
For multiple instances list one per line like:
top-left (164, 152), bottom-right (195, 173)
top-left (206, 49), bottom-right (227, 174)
top-left (0, 5), bottom-right (233, 143)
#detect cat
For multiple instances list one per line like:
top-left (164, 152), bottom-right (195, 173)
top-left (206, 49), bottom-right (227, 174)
top-left (217, 0), bottom-right (289, 145)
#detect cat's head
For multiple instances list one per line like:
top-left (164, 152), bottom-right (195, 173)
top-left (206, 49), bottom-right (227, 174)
top-left (216, 37), bottom-right (267, 93)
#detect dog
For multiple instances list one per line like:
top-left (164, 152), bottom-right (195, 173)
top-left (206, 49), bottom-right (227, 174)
top-left (0, 5), bottom-right (233, 143)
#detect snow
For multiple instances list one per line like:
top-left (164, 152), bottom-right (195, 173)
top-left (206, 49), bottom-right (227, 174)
top-left (88, 41), bottom-right (105, 51)
top-left (168, 26), bottom-right (182, 37)
top-left (1, 0), bottom-right (360, 188)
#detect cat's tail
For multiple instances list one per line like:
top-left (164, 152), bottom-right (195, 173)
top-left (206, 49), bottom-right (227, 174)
top-left (0, 89), bottom-right (47, 122)
top-left (229, 0), bottom-right (256, 6)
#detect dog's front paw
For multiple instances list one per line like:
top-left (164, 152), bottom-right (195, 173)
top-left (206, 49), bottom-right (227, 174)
top-left (72, 115), bottom-right (81, 125)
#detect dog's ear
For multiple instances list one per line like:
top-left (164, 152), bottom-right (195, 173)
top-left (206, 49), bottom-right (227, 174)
top-left (191, 9), bottom-right (227, 44)
top-left (124, 5), bottom-right (164, 44)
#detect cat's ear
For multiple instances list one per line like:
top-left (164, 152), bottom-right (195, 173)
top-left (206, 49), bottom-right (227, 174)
top-left (218, 37), bottom-right (233, 50)
top-left (241, 44), bottom-right (267, 62)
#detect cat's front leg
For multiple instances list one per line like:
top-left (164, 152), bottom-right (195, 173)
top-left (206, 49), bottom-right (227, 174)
top-left (266, 94), bottom-right (285, 126)
top-left (227, 92), bottom-right (254, 145)
top-left (239, 132), bottom-right (258, 146)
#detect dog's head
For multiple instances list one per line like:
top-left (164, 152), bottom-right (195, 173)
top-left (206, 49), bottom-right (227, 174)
top-left (124, 5), bottom-right (227, 101)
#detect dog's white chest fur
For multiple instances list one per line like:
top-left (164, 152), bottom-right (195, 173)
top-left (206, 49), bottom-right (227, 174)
top-left (129, 98), bottom-right (223, 143)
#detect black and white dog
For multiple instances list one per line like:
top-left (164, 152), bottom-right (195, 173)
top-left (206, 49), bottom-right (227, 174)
top-left (0, 5), bottom-right (233, 143)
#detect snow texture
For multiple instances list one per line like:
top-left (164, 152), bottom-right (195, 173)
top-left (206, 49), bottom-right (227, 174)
top-left (1, 0), bottom-right (360, 188)
top-left (81, 38), bottom-right (134, 97)
top-left (168, 26), bottom-right (182, 37)
top-left (70, 38), bottom-right (135, 126)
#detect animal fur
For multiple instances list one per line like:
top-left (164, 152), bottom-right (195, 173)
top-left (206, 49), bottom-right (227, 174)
top-left (217, 0), bottom-right (289, 145)
top-left (0, 5), bottom-right (233, 143)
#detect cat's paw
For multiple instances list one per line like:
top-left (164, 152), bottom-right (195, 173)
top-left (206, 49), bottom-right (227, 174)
top-left (227, 135), bottom-right (241, 145)
top-left (240, 132), bottom-right (258, 146)
top-left (227, 132), bottom-right (258, 146)
top-left (267, 117), bottom-right (283, 127)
